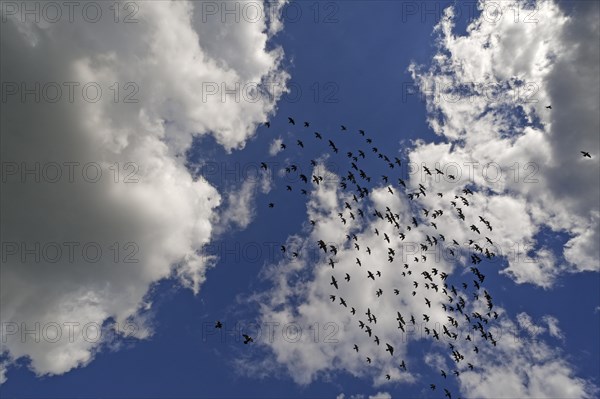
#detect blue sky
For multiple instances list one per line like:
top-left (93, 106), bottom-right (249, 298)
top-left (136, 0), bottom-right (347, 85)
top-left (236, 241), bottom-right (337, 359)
top-left (1, 1), bottom-right (599, 398)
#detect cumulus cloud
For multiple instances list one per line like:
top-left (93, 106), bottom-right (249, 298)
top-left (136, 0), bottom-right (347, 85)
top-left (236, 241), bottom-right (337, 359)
top-left (335, 392), bottom-right (391, 399)
top-left (408, 0), bottom-right (600, 287)
top-left (250, 165), bottom-right (453, 385)
top-left (269, 137), bottom-right (284, 156)
top-left (216, 171), bottom-right (272, 233)
top-left (0, 0), bottom-right (287, 381)
top-left (250, 163), bottom-right (596, 396)
top-left (453, 313), bottom-right (596, 398)
top-left (542, 315), bottom-right (564, 340)
top-left (0, 363), bottom-right (6, 385)
top-left (368, 392), bottom-right (391, 399)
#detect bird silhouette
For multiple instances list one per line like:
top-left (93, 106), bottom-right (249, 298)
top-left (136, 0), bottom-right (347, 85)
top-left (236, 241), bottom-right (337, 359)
top-left (385, 343), bottom-right (394, 356)
top-left (330, 276), bottom-right (339, 289)
top-left (242, 334), bottom-right (254, 344)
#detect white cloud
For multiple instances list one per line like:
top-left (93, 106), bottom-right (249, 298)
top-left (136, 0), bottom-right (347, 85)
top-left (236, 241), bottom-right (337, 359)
top-left (368, 392), bottom-right (391, 399)
top-left (248, 159), bottom-right (597, 396)
top-left (0, 363), bottom-right (6, 385)
top-left (216, 171), bottom-right (272, 233)
top-left (250, 156), bottom-right (596, 397)
top-left (453, 313), bottom-right (596, 398)
top-left (408, 0), bottom-right (600, 287)
top-left (269, 137), bottom-right (284, 156)
top-left (517, 312), bottom-right (546, 337)
top-left (0, 0), bottom-right (287, 381)
top-left (542, 315), bottom-right (564, 340)
top-left (250, 166), bottom-right (452, 385)
top-left (218, 180), bottom-right (259, 231)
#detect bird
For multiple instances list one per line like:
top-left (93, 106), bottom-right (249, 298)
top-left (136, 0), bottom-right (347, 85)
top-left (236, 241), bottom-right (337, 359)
top-left (318, 240), bottom-right (327, 251)
top-left (385, 343), bottom-right (394, 356)
top-left (330, 276), bottom-right (339, 289)
top-left (215, 321), bottom-right (223, 329)
top-left (545, 105), bottom-right (552, 109)
top-left (581, 151), bottom-right (592, 158)
top-left (288, 117), bottom-right (295, 125)
top-left (242, 334), bottom-right (254, 344)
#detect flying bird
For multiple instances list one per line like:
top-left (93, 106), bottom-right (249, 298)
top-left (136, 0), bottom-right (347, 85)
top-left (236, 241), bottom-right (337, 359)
top-left (385, 343), bottom-right (394, 356)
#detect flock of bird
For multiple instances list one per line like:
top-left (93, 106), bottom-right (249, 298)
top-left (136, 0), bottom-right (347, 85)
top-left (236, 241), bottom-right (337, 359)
top-left (214, 111), bottom-right (592, 398)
